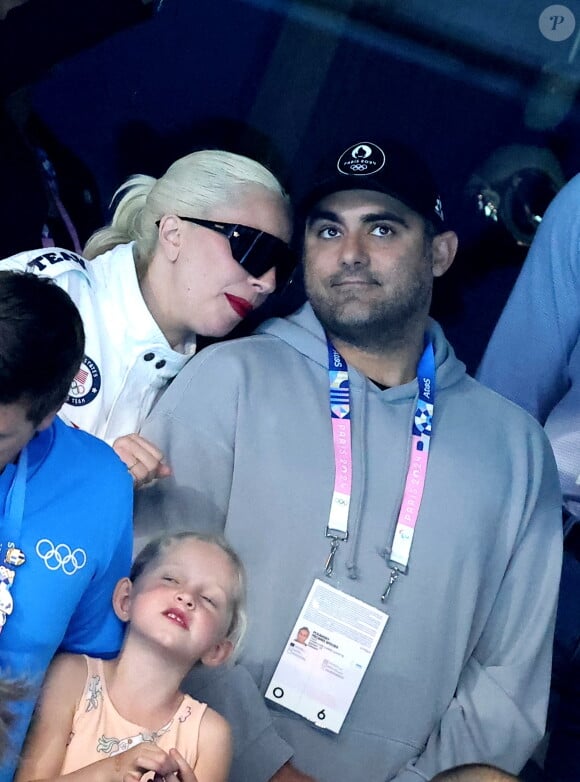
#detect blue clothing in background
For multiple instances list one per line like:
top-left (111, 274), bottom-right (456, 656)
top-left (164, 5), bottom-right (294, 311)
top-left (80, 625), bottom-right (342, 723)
top-left (478, 173), bottom-right (580, 523)
top-left (478, 174), bottom-right (580, 782)
top-left (0, 418), bottom-right (132, 780)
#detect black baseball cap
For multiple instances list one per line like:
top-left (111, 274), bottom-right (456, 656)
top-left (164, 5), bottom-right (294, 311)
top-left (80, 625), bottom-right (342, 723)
top-left (301, 139), bottom-right (446, 229)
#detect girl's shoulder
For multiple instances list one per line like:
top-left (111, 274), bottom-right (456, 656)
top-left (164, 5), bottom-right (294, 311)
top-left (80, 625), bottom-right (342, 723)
top-left (176, 696), bottom-right (228, 742)
top-left (195, 705), bottom-right (233, 782)
top-left (45, 653), bottom-right (88, 679)
top-left (41, 654), bottom-right (90, 708)
top-left (198, 704), bottom-right (231, 743)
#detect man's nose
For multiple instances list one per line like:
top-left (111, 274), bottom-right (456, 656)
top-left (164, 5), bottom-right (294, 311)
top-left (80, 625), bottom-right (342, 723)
top-left (340, 233), bottom-right (370, 266)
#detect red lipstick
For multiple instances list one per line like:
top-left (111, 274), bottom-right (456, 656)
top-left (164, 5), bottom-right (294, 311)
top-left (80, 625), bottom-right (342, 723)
top-left (225, 294), bottom-right (253, 318)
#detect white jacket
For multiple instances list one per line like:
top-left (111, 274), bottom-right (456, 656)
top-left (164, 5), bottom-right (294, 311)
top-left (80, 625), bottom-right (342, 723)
top-left (0, 243), bottom-right (194, 441)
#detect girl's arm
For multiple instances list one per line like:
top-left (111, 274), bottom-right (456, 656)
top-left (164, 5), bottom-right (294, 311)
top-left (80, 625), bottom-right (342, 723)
top-left (16, 654), bottom-right (86, 782)
top-left (193, 707), bottom-right (232, 782)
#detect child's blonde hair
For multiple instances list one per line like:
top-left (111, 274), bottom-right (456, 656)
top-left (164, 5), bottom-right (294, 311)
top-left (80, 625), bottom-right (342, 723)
top-left (130, 531), bottom-right (247, 658)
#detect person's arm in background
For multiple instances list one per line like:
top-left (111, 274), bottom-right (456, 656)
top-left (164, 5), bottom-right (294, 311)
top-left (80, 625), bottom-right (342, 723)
top-left (136, 345), bottom-right (295, 782)
top-left (477, 173), bottom-right (580, 424)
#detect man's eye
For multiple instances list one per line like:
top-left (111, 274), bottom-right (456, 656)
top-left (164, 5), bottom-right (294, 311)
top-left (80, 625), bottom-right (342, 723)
top-left (371, 225), bottom-right (393, 237)
top-left (322, 226), bottom-right (343, 239)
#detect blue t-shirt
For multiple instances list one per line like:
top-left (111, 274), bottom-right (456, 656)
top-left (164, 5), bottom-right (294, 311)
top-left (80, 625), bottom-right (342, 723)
top-left (0, 418), bottom-right (132, 778)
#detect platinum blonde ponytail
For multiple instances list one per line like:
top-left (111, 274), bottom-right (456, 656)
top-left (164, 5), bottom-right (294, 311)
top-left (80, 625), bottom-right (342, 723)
top-left (83, 175), bottom-right (157, 271)
top-left (83, 151), bottom-right (289, 277)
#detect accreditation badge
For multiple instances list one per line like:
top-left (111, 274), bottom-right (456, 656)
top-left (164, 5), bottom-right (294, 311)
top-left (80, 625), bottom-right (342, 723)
top-left (265, 579), bottom-right (388, 733)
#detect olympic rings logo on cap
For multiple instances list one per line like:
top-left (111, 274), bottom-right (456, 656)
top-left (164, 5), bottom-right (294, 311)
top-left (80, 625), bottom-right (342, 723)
top-left (337, 141), bottom-right (386, 177)
top-left (35, 539), bottom-right (87, 575)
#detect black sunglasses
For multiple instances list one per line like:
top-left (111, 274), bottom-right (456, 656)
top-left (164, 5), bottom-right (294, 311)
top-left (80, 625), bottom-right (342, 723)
top-left (177, 216), bottom-right (296, 293)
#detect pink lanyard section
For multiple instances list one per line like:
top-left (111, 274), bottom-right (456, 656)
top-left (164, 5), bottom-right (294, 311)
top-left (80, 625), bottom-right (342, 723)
top-left (324, 339), bottom-right (436, 600)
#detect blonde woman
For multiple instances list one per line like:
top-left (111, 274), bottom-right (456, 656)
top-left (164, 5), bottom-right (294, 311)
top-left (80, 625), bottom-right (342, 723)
top-left (0, 150), bottom-right (293, 484)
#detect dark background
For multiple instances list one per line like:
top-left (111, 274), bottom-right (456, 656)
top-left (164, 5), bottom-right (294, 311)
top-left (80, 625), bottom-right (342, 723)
top-left (2, 0), bottom-right (580, 371)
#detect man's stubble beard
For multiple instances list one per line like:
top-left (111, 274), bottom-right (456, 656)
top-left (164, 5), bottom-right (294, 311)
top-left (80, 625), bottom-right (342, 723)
top-left (306, 258), bottom-right (433, 353)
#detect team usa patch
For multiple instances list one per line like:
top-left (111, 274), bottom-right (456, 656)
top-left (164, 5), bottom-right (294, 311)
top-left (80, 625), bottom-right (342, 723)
top-left (336, 142), bottom-right (386, 177)
top-left (67, 356), bottom-right (101, 406)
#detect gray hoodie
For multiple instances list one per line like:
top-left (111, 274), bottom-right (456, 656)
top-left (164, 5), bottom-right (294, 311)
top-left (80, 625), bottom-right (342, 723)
top-left (136, 303), bottom-right (562, 782)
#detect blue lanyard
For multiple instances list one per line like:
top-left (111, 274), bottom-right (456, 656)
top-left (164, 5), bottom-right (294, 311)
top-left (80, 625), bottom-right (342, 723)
top-left (326, 342), bottom-right (352, 554)
top-left (4, 447), bottom-right (28, 536)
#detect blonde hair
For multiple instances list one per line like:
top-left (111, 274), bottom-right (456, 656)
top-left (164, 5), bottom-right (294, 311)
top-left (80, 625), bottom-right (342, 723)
top-left (131, 531), bottom-right (247, 659)
top-left (83, 150), bottom-right (289, 276)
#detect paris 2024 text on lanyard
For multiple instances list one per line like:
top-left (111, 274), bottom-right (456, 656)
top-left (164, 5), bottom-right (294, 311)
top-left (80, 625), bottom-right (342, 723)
top-left (265, 337), bottom-right (435, 734)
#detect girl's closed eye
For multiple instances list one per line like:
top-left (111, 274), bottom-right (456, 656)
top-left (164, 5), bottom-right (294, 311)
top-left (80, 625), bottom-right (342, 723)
top-left (202, 595), bottom-right (216, 607)
top-left (162, 575), bottom-right (179, 584)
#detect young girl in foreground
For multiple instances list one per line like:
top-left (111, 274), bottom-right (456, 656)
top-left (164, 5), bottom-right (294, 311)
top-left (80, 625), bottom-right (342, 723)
top-left (16, 532), bottom-right (246, 782)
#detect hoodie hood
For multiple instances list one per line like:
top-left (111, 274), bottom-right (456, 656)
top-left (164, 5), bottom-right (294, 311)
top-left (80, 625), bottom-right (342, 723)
top-left (256, 302), bottom-right (467, 396)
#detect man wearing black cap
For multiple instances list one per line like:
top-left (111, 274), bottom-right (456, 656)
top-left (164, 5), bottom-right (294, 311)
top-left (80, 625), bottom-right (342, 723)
top-left (136, 140), bottom-right (563, 782)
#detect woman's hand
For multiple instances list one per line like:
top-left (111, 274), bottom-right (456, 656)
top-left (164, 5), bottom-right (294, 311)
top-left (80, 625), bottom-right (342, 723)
top-left (113, 433), bottom-right (172, 488)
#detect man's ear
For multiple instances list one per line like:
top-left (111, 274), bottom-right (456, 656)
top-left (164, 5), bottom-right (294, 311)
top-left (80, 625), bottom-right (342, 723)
top-left (431, 230), bottom-right (458, 278)
top-left (112, 577), bottom-right (133, 623)
top-left (200, 639), bottom-right (234, 668)
top-left (157, 215), bottom-right (183, 262)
